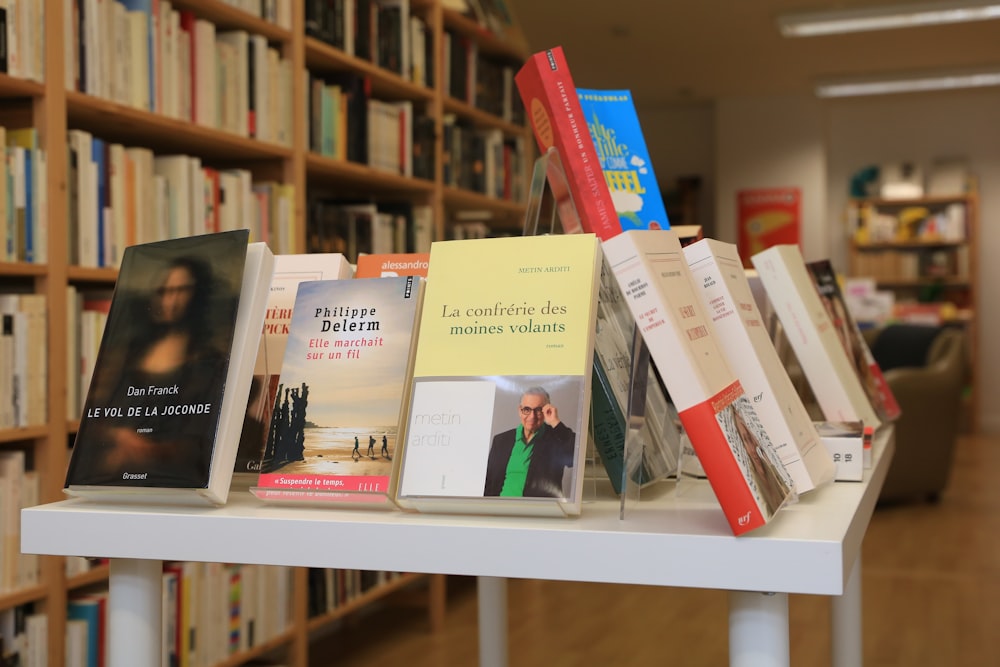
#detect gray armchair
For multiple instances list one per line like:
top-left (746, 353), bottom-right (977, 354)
top-left (864, 324), bottom-right (968, 503)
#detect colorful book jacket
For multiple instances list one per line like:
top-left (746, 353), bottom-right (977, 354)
top-left (751, 245), bottom-right (882, 430)
top-left (684, 239), bottom-right (836, 495)
top-left (255, 276), bottom-right (425, 499)
top-left (65, 230), bottom-right (275, 505)
top-left (234, 253), bottom-right (354, 476)
top-left (577, 88), bottom-right (670, 231)
top-left (805, 259), bottom-right (901, 423)
top-left (395, 233), bottom-right (603, 517)
top-left (602, 229), bottom-right (795, 535)
top-left (515, 47), bottom-right (622, 241)
top-left (355, 252), bottom-right (430, 278)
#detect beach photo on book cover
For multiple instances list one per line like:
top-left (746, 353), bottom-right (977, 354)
top-left (401, 373), bottom-right (585, 500)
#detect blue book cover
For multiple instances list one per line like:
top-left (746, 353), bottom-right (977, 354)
top-left (577, 89), bottom-right (670, 231)
top-left (91, 138), bottom-right (106, 267)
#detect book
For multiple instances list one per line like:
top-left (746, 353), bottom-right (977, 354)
top-left (750, 245), bottom-right (882, 430)
top-left (602, 229), bottom-right (795, 535)
top-left (814, 420), bottom-right (865, 482)
top-left (515, 47), bottom-right (622, 241)
top-left (683, 238), bottom-right (836, 495)
top-left (233, 252), bottom-right (354, 478)
top-left (64, 230), bottom-right (275, 506)
top-left (577, 88), bottom-right (670, 231)
top-left (355, 252), bottom-right (430, 278)
top-left (395, 233), bottom-right (603, 516)
top-left (254, 275), bottom-right (425, 504)
top-left (804, 259), bottom-right (901, 423)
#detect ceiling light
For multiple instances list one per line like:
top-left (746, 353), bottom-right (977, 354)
top-left (815, 66), bottom-right (1000, 97)
top-left (778, 1), bottom-right (1000, 36)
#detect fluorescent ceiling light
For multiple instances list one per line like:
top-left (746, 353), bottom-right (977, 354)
top-left (815, 67), bottom-right (1000, 97)
top-left (778, 1), bottom-right (1000, 36)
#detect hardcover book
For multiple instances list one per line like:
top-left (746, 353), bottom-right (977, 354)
top-left (64, 230), bottom-right (275, 505)
top-left (805, 259), bottom-right (901, 423)
top-left (602, 229), bottom-right (795, 535)
top-left (684, 238), bottom-right (836, 495)
top-left (750, 245), bottom-right (882, 430)
top-left (515, 47), bottom-right (622, 241)
top-left (395, 233), bottom-right (603, 516)
top-left (577, 88), bottom-right (670, 231)
top-left (234, 252), bottom-right (354, 478)
top-left (253, 275), bottom-right (425, 504)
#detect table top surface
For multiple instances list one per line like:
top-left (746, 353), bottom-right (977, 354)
top-left (23, 429), bottom-right (892, 596)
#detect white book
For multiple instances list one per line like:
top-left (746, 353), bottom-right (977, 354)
top-left (152, 154), bottom-right (191, 239)
top-left (216, 30), bottom-right (249, 136)
top-left (603, 229), bottom-right (795, 535)
top-left (751, 244), bottom-right (882, 430)
top-left (684, 238), bottom-right (836, 495)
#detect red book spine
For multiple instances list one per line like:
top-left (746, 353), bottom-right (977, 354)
top-left (515, 47), bottom-right (621, 241)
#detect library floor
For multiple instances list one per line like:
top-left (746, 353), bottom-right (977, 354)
top-left (310, 433), bottom-right (1000, 667)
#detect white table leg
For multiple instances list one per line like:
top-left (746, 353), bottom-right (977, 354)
top-left (108, 558), bottom-right (162, 667)
top-left (477, 576), bottom-right (508, 667)
top-left (832, 556), bottom-right (863, 667)
top-left (729, 590), bottom-right (790, 667)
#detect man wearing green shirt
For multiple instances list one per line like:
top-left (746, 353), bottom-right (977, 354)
top-left (483, 386), bottom-right (577, 498)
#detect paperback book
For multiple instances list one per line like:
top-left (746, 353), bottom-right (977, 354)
top-left (805, 259), bottom-right (901, 423)
top-left (515, 46), bottom-right (622, 241)
top-left (577, 88), bottom-right (670, 231)
top-left (395, 233), bottom-right (603, 516)
top-left (253, 276), bottom-right (424, 505)
top-left (602, 229), bottom-right (795, 535)
top-left (751, 245), bottom-right (882, 430)
top-left (65, 230), bottom-right (275, 505)
top-left (355, 252), bottom-right (430, 278)
top-left (684, 238), bottom-right (836, 495)
top-left (234, 252), bottom-right (354, 478)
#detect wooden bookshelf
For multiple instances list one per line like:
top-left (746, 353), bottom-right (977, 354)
top-left (0, 0), bottom-right (529, 665)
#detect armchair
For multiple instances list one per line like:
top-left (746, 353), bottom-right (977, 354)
top-left (864, 324), bottom-right (968, 503)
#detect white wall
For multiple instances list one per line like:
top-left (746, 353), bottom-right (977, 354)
top-left (705, 88), bottom-right (1000, 433)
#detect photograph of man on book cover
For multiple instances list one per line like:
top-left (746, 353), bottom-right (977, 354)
top-left (483, 375), bottom-right (583, 500)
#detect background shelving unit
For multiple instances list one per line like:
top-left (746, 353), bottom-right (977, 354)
top-left (0, 0), bottom-right (529, 665)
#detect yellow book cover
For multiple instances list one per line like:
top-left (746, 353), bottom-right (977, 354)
top-left (396, 233), bottom-right (602, 517)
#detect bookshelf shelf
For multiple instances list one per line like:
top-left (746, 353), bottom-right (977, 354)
top-left (441, 9), bottom-right (528, 61)
top-left (304, 571), bottom-right (429, 633)
top-left (0, 584), bottom-right (48, 612)
top-left (67, 563), bottom-right (111, 590)
top-left (66, 266), bottom-right (119, 283)
top-left (306, 153), bottom-right (437, 195)
top-left (214, 628), bottom-right (297, 667)
top-left (169, 0), bottom-right (293, 42)
top-left (305, 38), bottom-right (436, 103)
top-left (442, 185), bottom-right (527, 216)
top-left (0, 263), bottom-right (47, 278)
top-left (443, 97), bottom-right (524, 135)
top-left (0, 425), bottom-right (49, 444)
top-left (0, 74), bottom-right (45, 98)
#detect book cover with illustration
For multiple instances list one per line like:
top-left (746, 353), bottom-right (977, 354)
top-left (577, 88), bottom-right (670, 232)
top-left (684, 238), bottom-right (836, 495)
top-left (515, 47), bottom-right (622, 241)
top-left (355, 252), bottom-right (430, 278)
top-left (751, 245), bottom-right (882, 430)
top-left (254, 276), bottom-right (424, 501)
top-left (602, 229), bottom-right (795, 535)
top-left (65, 230), bottom-right (275, 505)
top-left (234, 253), bottom-right (354, 477)
top-left (395, 233), bottom-right (603, 517)
top-left (805, 259), bottom-right (901, 423)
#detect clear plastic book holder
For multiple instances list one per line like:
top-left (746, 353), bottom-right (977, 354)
top-left (522, 146), bottom-right (675, 519)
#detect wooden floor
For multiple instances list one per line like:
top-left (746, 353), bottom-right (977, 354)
top-left (310, 433), bottom-right (1000, 666)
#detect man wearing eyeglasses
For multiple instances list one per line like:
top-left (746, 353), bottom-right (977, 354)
top-left (483, 386), bottom-right (576, 498)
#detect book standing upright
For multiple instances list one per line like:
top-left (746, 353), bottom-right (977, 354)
top-left (602, 229), bottom-right (795, 535)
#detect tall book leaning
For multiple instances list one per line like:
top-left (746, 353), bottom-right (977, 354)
top-left (751, 245), bottom-right (882, 430)
top-left (684, 239), bottom-right (836, 495)
top-left (602, 229), bottom-right (795, 535)
top-left (65, 230), bottom-right (275, 505)
top-left (395, 233), bottom-right (603, 517)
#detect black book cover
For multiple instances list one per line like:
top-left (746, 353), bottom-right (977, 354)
top-left (66, 231), bottom-right (251, 490)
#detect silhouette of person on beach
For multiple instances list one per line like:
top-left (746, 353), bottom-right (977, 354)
top-left (381, 434), bottom-right (389, 458)
top-left (353, 435), bottom-right (360, 460)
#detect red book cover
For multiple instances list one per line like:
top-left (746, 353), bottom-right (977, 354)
top-left (515, 47), bottom-right (621, 241)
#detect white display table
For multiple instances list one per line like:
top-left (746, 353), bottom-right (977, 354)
top-left (22, 428), bottom-right (892, 667)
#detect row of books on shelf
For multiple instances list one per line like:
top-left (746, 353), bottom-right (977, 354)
top-left (306, 0), bottom-right (432, 87)
top-left (0, 0), bottom-right (45, 82)
top-left (66, 0), bottom-right (294, 144)
top-left (308, 199), bottom-right (432, 261)
top-left (442, 118), bottom-right (527, 200)
top-left (0, 604), bottom-right (47, 667)
top-left (0, 128), bottom-right (47, 265)
top-left (68, 128), bottom-right (295, 268)
top-left (849, 200), bottom-right (967, 244)
top-left (849, 244), bottom-right (970, 283)
top-left (306, 568), bottom-right (404, 618)
top-left (0, 293), bottom-right (46, 430)
top-left (218, 0), bottom-right (292, 28)
top-left (444, 30), bottom-right (524, 124)
top-left (0, 451), bottom-right (39, 595)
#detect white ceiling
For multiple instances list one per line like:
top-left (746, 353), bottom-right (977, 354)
top-left (504, 0), bottom-right (1000, 106)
